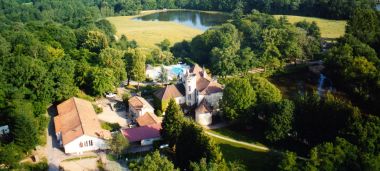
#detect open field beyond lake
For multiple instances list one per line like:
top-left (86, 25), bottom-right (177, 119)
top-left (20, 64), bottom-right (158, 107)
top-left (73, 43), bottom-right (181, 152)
top-left (274, 15), bottom-right (346, 38)
top-left (107, 10), bottom-right (203, 49)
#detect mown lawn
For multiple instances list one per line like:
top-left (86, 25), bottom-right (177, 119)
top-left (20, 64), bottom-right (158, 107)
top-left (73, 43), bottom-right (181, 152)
top-left (273, 15), bottom-right (346, 38)
top-left (211, 136), bottom-right (279, 171)
top-left (207, 128), bottom-right (266, 147)
top-left (107, 10), bottom-right (203, 49)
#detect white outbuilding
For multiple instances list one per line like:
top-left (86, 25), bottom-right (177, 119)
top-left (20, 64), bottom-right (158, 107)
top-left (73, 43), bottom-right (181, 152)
top-left (54, 97), bottom-right (111, 154)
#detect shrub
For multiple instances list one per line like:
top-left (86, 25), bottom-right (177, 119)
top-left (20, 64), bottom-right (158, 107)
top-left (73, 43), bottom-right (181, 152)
top-left (101, 122), bottom-right (121, 131)
top-left (93, 104), bottom-right (103, 114)
top-left (156, 110), bottom-right (163, 117)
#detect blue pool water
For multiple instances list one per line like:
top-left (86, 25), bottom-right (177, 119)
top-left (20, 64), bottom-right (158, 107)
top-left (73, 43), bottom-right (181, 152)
top-left (171, 67), bottom-right (184, 75)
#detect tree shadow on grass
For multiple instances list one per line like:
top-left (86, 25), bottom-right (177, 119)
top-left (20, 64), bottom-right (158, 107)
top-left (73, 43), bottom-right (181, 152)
top-left (217, 143), bottom-right (280, 171)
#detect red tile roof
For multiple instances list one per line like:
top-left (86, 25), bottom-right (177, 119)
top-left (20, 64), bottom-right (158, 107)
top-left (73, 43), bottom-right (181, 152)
top-left (122, 123), bottom-right (162, 142)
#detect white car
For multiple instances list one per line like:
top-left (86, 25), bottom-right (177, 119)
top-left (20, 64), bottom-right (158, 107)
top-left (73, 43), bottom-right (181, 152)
top-left (105, 92), bottom-right (116, 98)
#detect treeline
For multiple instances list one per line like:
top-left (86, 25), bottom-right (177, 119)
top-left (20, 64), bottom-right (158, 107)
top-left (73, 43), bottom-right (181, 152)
top-left (218, 7), bottom-right (380, 171)
top-left (0, 1), bottom-right (142, 169)
top-left (324, 8), bottom-right (380, 116)
top-left (108, 0), bottom-right (377, 19)
top-left (221, 74), bottom-right (380, 170)
top-left (9, 0), bottom-right (376, 20)
top-left (172, 11), bottom-right (322, 76)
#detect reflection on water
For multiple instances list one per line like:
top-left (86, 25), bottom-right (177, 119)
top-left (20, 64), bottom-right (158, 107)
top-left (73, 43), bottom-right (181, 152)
top-left (133, 10), bottom-right (230, 31)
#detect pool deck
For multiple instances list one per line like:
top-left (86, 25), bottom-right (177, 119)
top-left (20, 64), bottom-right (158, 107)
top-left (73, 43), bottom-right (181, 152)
top-left (146, 64), bottom-right (190, 81)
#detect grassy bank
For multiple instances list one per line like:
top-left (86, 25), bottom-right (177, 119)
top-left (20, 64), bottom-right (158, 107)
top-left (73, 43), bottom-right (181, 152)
top-left (211, 136), bottom-right (278, 170)
top-left (274, 15), bottom-right (346, 38)
top-left (107, 10), bottom-right (203, 49)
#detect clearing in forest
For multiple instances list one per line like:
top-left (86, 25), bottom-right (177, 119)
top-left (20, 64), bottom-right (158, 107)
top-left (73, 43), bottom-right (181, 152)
top-left (274, 15), bottom-right (347, 39)
top-left (107, 10), bottom-right (203, 49)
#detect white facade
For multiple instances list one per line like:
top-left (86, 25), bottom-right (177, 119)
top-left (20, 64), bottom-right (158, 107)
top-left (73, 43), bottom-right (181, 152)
top-left (141, 137), bottom-right (161, 146)
top-left (175, 96), bottom-right (186, 105)
top-left (63, 135), bottom-right (108, 154)
top-left (129, 104), bottom-right (155, 118)
top-left (185, 74), bottom-right (197, 106)
top-left (195, 113), bottom-right (212, 126)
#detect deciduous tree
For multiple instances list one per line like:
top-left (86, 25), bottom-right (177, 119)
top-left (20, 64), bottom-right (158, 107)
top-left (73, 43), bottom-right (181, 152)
top-left (133, 151), bottom-right (178, 171)
top-left (221, 78), bottom-right (256, 120)
top-left (107, 132), bottom-right (129, 159)
top-left (265, 99), bottom-right (295, 142)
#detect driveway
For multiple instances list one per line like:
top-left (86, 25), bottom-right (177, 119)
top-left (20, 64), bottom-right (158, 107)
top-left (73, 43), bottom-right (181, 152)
top-left (60, 157), bottom-right (98, 171)
top-left (97, 99), bottom-right (129, 127)
top-left (46, 106), bottom-right (70, 171)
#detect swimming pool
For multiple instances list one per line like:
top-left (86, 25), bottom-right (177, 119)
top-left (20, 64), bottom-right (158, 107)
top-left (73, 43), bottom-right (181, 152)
top-left (146, 64), bottom-right (189, 81)
top-left (171, 67), bottom-right (184, 76)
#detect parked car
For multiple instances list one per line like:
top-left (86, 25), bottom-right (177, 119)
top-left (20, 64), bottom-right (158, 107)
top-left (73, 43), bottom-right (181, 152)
top-left (105, 92), bottom-right (116, 98)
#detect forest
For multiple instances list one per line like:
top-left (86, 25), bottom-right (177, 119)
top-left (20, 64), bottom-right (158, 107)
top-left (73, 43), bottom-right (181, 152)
top-left (176, 7), bottom-right (380, 170)
top-left (13, 0), bottom-right (378, 19)
top-left (0, 0), bottom-right (379, 170)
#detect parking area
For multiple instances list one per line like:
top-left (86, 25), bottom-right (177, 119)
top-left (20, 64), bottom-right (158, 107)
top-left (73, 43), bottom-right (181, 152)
top-left (96, 98), bottom-right (130, 128)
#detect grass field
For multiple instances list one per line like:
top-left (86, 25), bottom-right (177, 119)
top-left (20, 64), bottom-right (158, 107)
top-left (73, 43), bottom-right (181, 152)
top-left (207, 128), bottom-right (267, 147)
top-left (274, 15), bottom-right (347, 38)
top-left (211, 136), bottom-right (278, 170)
top-left (107, 10), bottom-right (203, 49)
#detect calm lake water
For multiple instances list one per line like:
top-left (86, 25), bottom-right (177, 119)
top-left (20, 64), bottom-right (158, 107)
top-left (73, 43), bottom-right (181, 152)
top-left (133, 10), bottom-right (230, 31)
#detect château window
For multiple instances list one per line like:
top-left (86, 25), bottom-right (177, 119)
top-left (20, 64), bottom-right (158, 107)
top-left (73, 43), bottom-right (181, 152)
top-left (90, 140), bottom-right (93, 146)
top-left (79, 142), bottom-right (83, 148)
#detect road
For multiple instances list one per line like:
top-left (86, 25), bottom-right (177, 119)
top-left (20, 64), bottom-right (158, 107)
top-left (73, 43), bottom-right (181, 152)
top-left (204, 131), bottom-right (270, 151)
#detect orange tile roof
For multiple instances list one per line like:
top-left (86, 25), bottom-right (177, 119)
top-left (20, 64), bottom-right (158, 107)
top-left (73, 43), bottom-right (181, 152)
top-left (199, 81), bottom-right (223, 95)
top-left (196, 77), bottom-right (211, 92)
top-left (136, 112), bottom-right (160, 126)
top-left (195, 99), bottom-right (212, 114)
top-left (128, 96), bottom-right (145, 109)
top-left (190, 64), bottom-right (210, 80)
top-left (154, 84), bottom-right (184, 100)
top-left (54, 97), bottom-right (110, 145)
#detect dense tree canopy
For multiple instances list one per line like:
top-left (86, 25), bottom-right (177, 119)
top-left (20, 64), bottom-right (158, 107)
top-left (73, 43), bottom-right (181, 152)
top-left (265, 99), bottom-right (295, 142)
top-left (176, 119), bottom-right (223, 169)
top-left (131, 151), bottom-right (178, 171)
top-left (221, 78), bottom-right (256, 120)
top-left (180, 11), bottom-right (321, 76)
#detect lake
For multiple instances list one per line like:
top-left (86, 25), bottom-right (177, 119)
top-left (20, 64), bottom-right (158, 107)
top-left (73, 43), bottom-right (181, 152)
top-left (133, 10), bottom-right (230, 31)
top-left (377, 4), bottom-right (380, 11)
